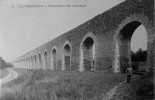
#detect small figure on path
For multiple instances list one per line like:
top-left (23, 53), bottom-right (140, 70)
top-left (126, 67), bottom-right (134, 83)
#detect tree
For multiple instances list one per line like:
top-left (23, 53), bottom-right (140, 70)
top-left (0, 57), bottom-right (7, 69)
top-left (131, 48), bottom-right (147, 62)
top-left (0, 57), bottom-right (14, 69)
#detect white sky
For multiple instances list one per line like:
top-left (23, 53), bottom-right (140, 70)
top-left (0, 0), bottom-right (147, 62)
top-left (131, 25), bottom-right (147, 52)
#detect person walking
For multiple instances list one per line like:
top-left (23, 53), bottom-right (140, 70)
top-left (126, 67), bottom-right (134, 83)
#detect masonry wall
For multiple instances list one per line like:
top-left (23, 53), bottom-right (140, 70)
top-left (13, 0), bottom-right (154, 72)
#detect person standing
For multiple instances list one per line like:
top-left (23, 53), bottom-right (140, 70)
top-left (126, 67), bottom-right (134, 83)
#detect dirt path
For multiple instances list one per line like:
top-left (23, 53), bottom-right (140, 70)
top-left (102, 81), bottom-right (125, 100)
top-left (0, 68), bottom-right (18, 98)
top-left (1, 68), bottom-right (18, 84)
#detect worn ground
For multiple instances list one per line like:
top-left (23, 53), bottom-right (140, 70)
top-left (0, 68), bottom-right (18, 98)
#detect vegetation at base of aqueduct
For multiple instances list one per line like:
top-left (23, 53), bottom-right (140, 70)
top-left (1, 68), bottom-right (126, 100)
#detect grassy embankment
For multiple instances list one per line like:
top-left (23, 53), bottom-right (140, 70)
top-left (1, 68), bottom-right (126, 100)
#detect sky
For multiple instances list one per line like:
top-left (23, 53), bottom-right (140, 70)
top-left (0, 0), bottom-right (147, 62)
top-left (131, 25), bottom-right (148, 52)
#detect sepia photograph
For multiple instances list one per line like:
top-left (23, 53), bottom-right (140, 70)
top-left (0, 0), bottom-right (154, 100)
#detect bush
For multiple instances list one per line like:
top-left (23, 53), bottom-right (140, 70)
top-left (132, 62), bottom-right (139, 71)
top-left (0, 57), bottom-right (14, 69)
top-left (136, 72), bottom-right (154, 99)
top-left (0, 57), bottom-right (7, 69)
top-left (6, 62), bottom-right (14, 68)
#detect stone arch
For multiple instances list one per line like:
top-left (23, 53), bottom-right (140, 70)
top-left (34, 55), bottom-right (37, 69)
top-left (62, 41), bottom-right (71, 70)
top-left (80, 32), bottom-right (96, 71)
top-left (38, 53), bottom-right (42, 69)
top-left (26, 58), bottom-right (29, 69)
top-left (114, 14), bottom-right (153, 73)
top-left (20, 60), bottom-right (22, 67)
top-left (44, 50), bottom-right (48, 69)
top-left (29, 57), bottom-right (31, 69)
top-left (27, 58), bottom-right (30, 69)
top-left (22, 59), bottom-right (24, 67)
top-left (24, 58), bottom-right (26, 68)
top-left (32, 56), bottom-right (35, 69)
top-left (31, 56), bottom-right (33, 69)
top-left (51, 47), bottom-right (57, 70)
top-left (23, 59), bottom-right (24, 67)
top-left (25, 58), bottom-right (27, 68)
top-left (20, 58), bottom-right (24, 67)
top-left (22, 59), bottom-right (23, 67)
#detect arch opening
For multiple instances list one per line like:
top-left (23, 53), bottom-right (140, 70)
top-left (27, 58), bottom-right (29, 69)
top-left (63, 44), bottom-right (71, 71)
top-left (25, 58), bottom-right (27, 68)
top-left (81, 37), bottom-right (95, 71)
top-left (44, 51), bottom-right (48, 69)
top-left (34, 55), bottom-right (37, 68)
top-left (39, 54), bottom-right (41, 69)
top-left (24, 59), bottom-right (26, 68)
top-left (28, 58), bottom-right (30, 69)
top-left (51, 49), bottom-right (57, 70)
top-left (31, 56), bottom-right (33, 69)
top-left (115, 21), bottom-right (148, 73)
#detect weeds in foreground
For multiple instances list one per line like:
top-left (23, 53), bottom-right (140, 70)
top-left (1, 69), bottom-right (125, 100)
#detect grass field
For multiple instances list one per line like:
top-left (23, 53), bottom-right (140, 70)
top-left (1, 68), bottom-right (126, 100)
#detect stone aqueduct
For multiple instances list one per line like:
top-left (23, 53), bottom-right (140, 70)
top-left (13, 0), bottom-right (155, 73)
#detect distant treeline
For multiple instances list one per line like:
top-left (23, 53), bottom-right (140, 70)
top-left (131, 48), bottom-right (147, 62)
top-left (0, 57), bottom-right (14, 69)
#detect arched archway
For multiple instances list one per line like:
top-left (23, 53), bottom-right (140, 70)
top-left (38, 53), bottom-right (41, 69)
top-left (44, 51), bottom-right (48, 69)
top-left (51, 48), bottom-right (57, 70)
top-left (28, 58), bottom-right (30, 69)
top-left (115, 21), bottom-right (148, 73)
top-left (25, 58), bottom-right (27, 68)
top-left (34, 55), bottom-right (37, 69)
top-left (81, 37), bottom-right (95, 71)
top-left (31, 56), bottom-right (33, 69)
top-left (63, 44), bottom-right (71, 70)
top-left (24, 59), bottom-right (26, 68)
top-left (27, 58), bottom-right (29, 69)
